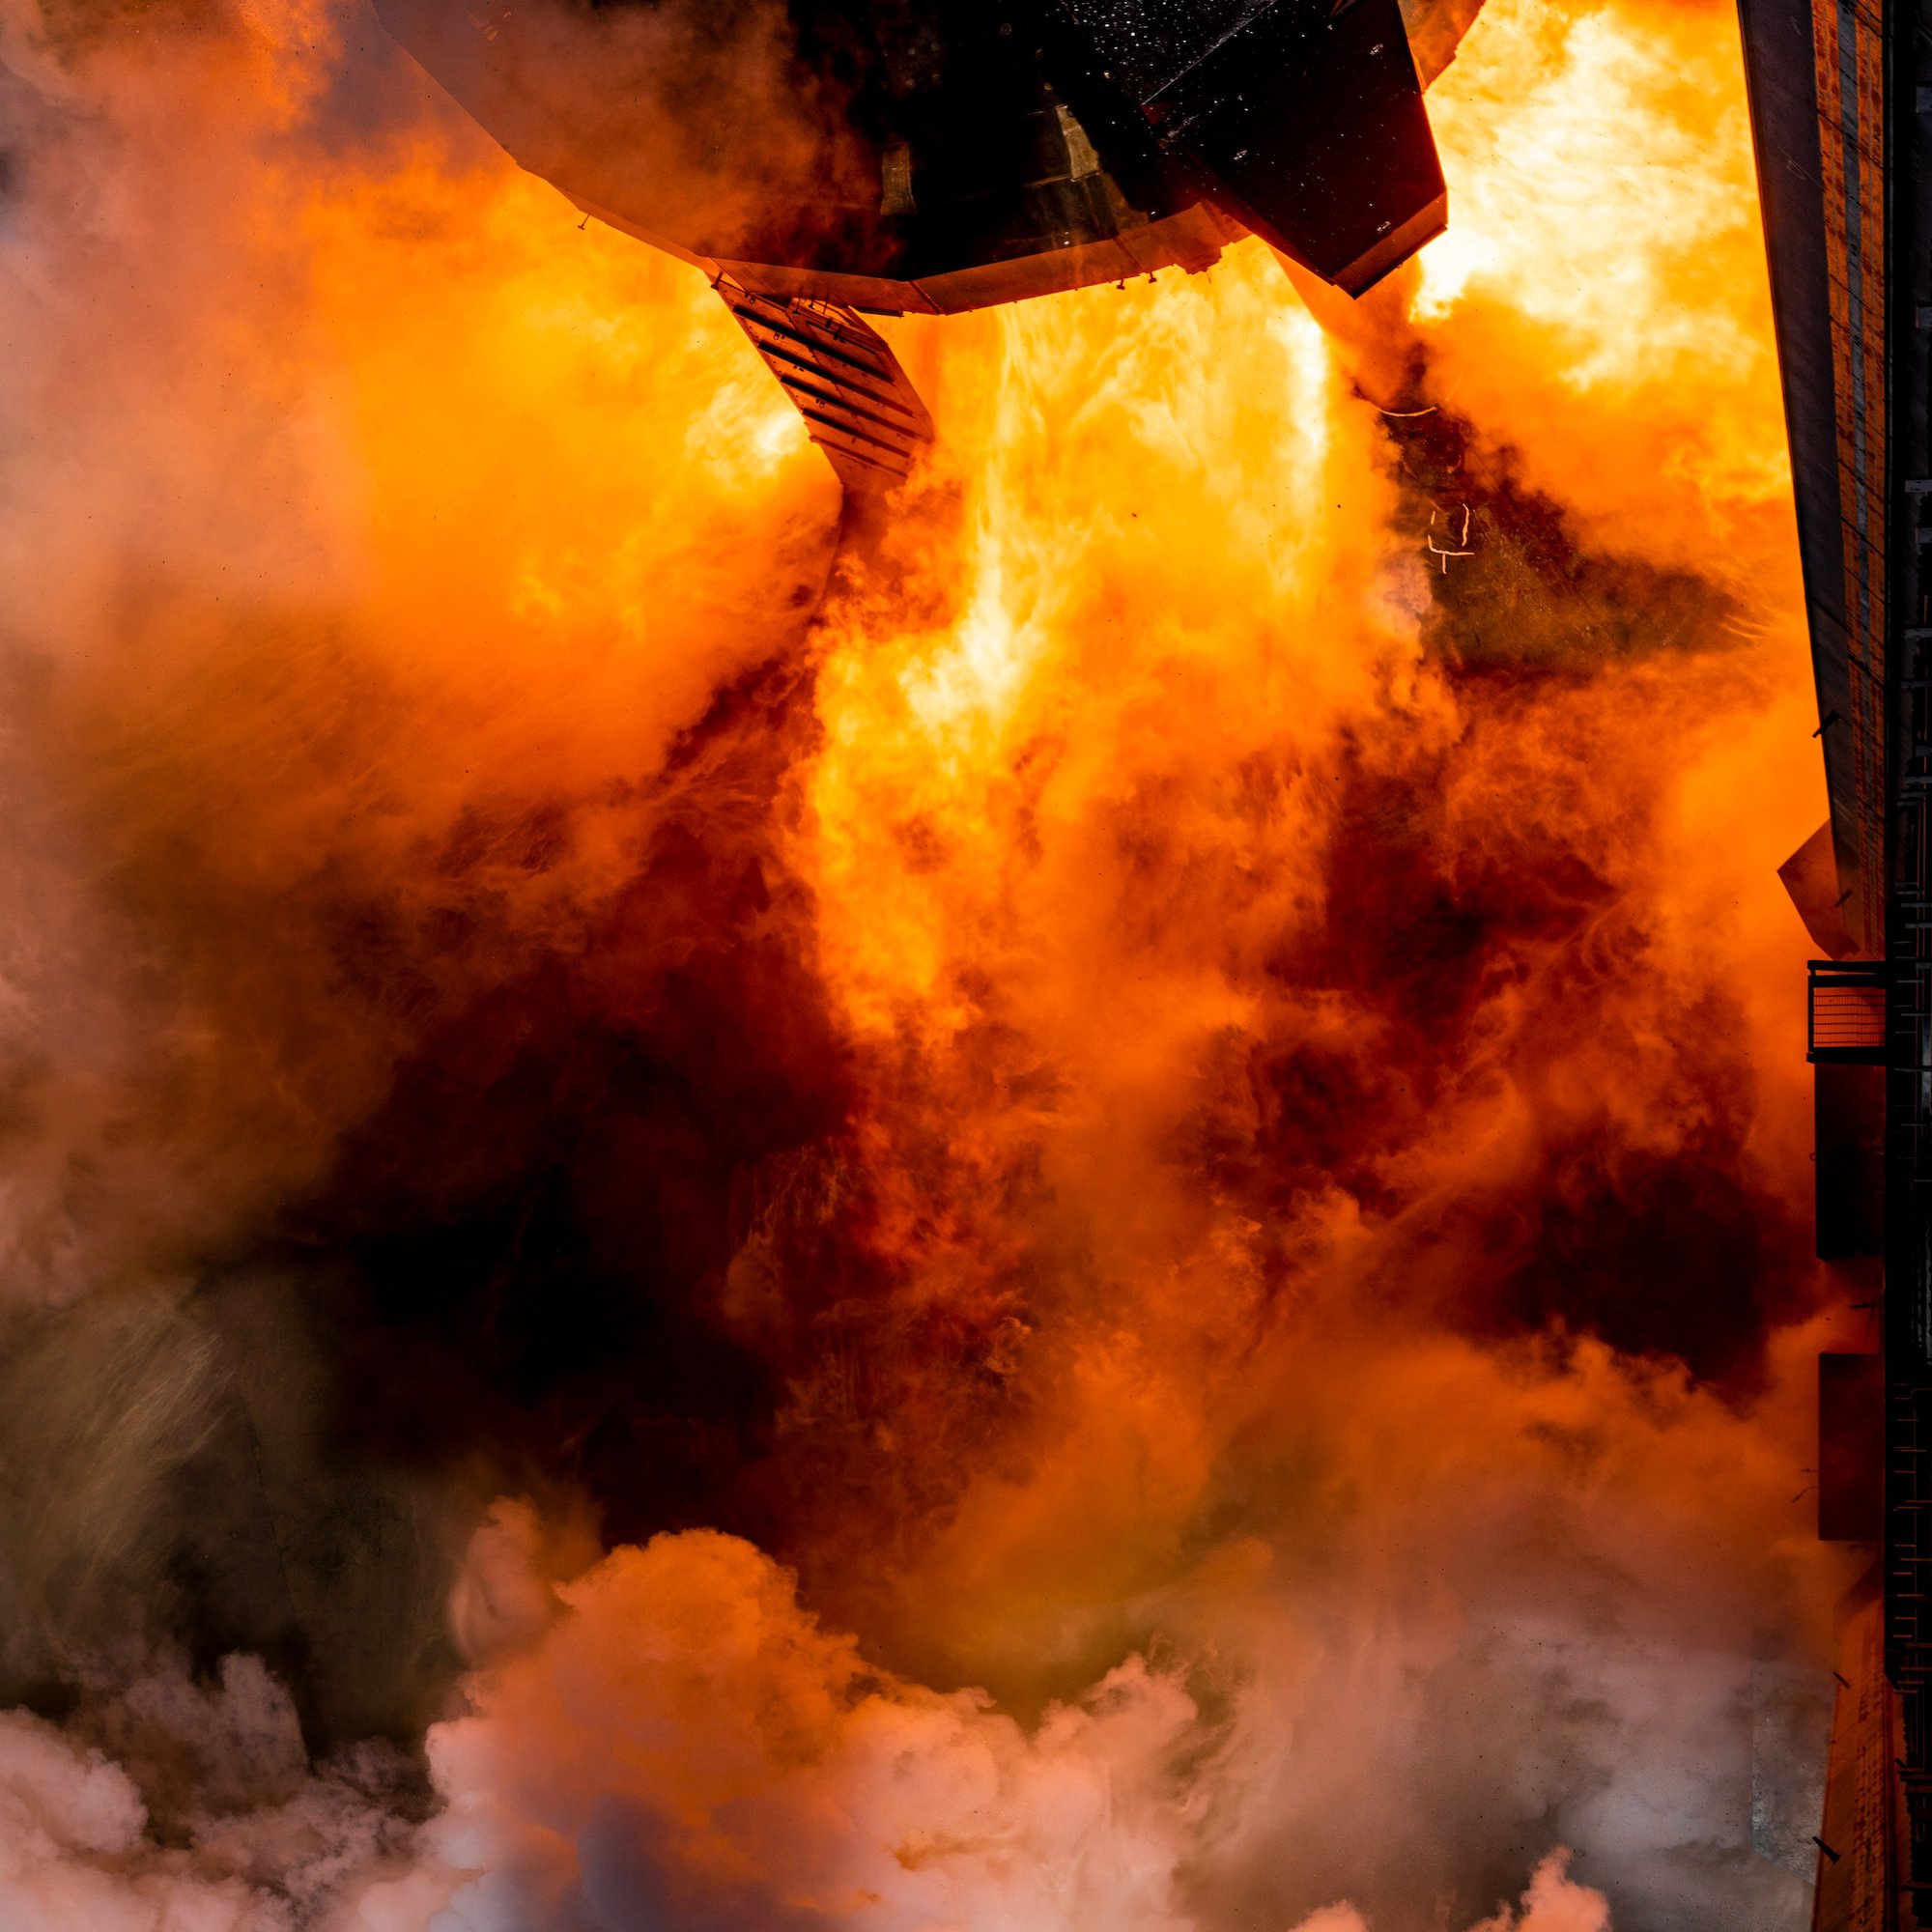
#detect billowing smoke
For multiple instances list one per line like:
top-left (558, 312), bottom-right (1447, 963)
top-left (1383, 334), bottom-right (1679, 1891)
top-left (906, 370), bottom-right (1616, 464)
top-left (0, 0), bottom-right (1852, 1924)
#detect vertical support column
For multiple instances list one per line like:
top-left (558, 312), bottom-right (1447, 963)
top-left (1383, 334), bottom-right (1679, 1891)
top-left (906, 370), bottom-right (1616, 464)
top-left (1887, 0), bottom-right (1932, 1917)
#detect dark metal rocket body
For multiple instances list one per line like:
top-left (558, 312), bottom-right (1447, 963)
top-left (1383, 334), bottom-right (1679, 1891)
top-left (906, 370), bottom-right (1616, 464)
top-left (376, 0), bottom-right (1476, 479)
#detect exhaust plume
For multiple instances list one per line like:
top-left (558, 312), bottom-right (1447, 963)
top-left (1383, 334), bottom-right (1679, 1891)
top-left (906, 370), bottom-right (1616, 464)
top-left (0, 0), bottom-right (1849, 1924)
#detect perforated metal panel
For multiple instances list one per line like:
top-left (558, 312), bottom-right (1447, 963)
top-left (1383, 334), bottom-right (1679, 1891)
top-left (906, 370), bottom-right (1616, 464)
top-left (717, 278), bottom-right (934, 492)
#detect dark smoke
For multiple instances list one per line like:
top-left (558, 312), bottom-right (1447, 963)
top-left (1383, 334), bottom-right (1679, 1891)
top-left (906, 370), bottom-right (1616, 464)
top-left (0, 0), bottom-right (1847, 1925)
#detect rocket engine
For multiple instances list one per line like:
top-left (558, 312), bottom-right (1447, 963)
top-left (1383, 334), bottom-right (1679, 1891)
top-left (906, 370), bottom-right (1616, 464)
top-left (375, 0), bottom-right (1479, 484)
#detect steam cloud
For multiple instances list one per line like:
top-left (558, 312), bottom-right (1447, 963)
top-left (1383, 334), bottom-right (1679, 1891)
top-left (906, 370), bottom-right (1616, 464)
top-left (0, 0), bottom-right (1852, 1924)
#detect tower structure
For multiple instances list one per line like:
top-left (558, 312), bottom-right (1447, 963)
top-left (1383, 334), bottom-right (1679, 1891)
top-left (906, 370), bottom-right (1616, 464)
top-left (1744, 0), bottom-right (1932, 1915)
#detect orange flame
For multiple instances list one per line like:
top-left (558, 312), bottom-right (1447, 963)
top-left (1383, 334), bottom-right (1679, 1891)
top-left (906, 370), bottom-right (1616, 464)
top-left (0, 0), bottom-right (1856, 1922)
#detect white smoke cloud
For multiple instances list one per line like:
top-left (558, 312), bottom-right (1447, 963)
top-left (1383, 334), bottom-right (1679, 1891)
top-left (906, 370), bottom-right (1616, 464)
top-left (0, 1429), bottom-right (1830, 1932)
top-left (0, 1651), bottom-right (420, 1932)
top-left (1290, 1856), bottom-right (1611, 1932)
